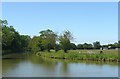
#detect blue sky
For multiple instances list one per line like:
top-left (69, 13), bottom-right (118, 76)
top-left (2, 2), bottom-right (118, 45)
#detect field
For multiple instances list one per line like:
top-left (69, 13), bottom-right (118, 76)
top-left (36, 50), bottom-right (119, 62)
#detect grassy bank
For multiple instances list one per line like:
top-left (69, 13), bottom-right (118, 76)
top-left (36, 50), bottom-right (118, 62)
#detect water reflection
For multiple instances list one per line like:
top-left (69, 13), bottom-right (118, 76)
top-left (63, 62), bottom-right (68, 73)
top-left (2, 53), bottom-right (118, 77)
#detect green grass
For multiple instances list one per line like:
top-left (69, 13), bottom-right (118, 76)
top-left (36, 50), bottom-right (118, 62)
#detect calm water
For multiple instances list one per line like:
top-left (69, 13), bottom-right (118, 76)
top-left (2, 53), bottom-right (118, 77)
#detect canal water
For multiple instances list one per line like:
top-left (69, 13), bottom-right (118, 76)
top-left (2, 53), bottom-right (118, 77)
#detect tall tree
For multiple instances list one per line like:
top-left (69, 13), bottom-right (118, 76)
top-left (2, 19), bottom-right (31, 54)
top-left (28, 36), bottom-right (44, 53)
top-left (39, 29), bottom-right (57, 52)
top-left (59, 30), bottom-right (73, 53)
top-left (20, 35), bottom-right (31, 51)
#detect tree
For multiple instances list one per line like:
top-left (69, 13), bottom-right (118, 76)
top-left (1, 19), bottom-right (8, 27)
top-left (59, 30), bottom-right (73, 53)
top-left (101, 45), bottom-right (108, 48)
top-left (39, 29), bottom-right (57, 52)
top-left (70, 43), bottom-right (77, 50)
top-left (118, 40), bottom-right (120, 48)
top-left (118, 40), bottom-right (120, 44)
top-left (20, 35), bottom-right (31, 51)
top-left (77, 44), bottom-right (84, 49)
top-left (28, 36), bottom-right (44, 53)
top-left (82, 43), bottom-right (93, 49)
top-left (1, 20), bottom-right (21, 52)
top-left (93, 41), bottom-right (101, 49)
top-left (2, 25), bottom-right (17, 50)
top-left (2, 19), bottom-right (31, 54)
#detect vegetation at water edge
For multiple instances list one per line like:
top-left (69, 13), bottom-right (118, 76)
top-left (36, 50), bottom-right (118, 62)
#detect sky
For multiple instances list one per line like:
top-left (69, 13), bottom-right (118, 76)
top-left (2, 2), bottom-right (118, 45)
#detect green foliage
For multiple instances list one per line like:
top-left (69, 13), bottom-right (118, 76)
top-left (0, 20), bottom-right (2, 47)
top-left (59, 30), bottom-right (73, 53)
top-left (1, 19), bottom-right (120, 56)
top-left (28, 36), bottom-right (44, 53)
top-left (2, 20), bottom-right (30, 55)
top-left (39, 29), bottom-right (57, 52)
top-left (20, 35), bottom-right (31, 51)
top-left (101, 45), bottom-right (108, 47)
top-left (83, 43), bottom-right (93, 49)
top-left (70, 43), bottom-right (77, 50)
top-left (54, 44), bottom-right (60, 52)
top-left (77, 44), bottom-right (84, 49)
top-left (36, 50), bottom-right (118, 62)
top-left (93, 41), bottom-right (101, 49)
top-left (77, 43), bottom-right (94, 49)
top-left (101, 41), bottom-right (120, 49)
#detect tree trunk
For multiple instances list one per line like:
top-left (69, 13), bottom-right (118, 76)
top-left (64, 49), bottom-right (67, 53)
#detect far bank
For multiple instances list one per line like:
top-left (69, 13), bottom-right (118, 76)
top-left (36, 50), bottom-right (118, 62)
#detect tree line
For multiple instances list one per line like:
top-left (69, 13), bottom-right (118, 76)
top-left (1, 20), bottom-right (31, 55)
top-left (1, 20), bottom-right (120, 54)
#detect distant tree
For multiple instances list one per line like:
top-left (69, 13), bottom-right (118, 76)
top-left (39, 29), bottom-right (57, 52)
top-left (118, 41), bottom-right (120, 48)
top-left (107, 42), bottom-right (119, 49)
top-left (113, 42), bottom-right (118, 47)
top-left (87, 44), bottom-right (93, 49)
top-left (70, 43), bottom-right (77, 50)
top-left (82, 43), bottom-right (93, 49)
top-left (20, 35), bottom-right (31, 51)
top-left (93, 41), bottom-right (101, 49)
top-left (59, 30), bottom-right (73, 53)
top-left (77, 44), bottom-right (84, 49)
top-left (101, 45), bottom-right (108, 47)
top-left (118, 40), bottom-right (120, 44)
top-left (28, 36), bottom-right (44, 53)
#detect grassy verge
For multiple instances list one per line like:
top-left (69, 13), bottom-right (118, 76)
top-left (36, 50), bottom-right (118, 62)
